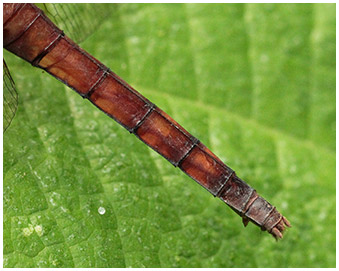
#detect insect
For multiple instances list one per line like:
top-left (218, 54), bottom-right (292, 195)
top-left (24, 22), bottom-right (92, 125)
top-left (3, 3), bottom-right (290, 239)
top-left (3, 60), bottom-right (17, 132)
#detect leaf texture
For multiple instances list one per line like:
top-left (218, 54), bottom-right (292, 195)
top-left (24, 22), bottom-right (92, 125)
top-left (3, 3), bottom-right (335, 268)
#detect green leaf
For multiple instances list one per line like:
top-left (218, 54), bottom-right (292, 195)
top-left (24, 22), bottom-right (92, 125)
top-left (4, 3), bottom-right (335, 268)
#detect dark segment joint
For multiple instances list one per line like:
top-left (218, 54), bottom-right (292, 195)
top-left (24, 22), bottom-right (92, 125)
top-left (241, 188), bottom-right (257, 214)
top-left (219, 175), bottom-right (255, 214)
top-left (83, 66), bottom-right (111, 99)
top-left (243, 194), bottom-right (278, 231)
top-left (260, 207), bottom-right (276, 231)
top-left (32, 30), bottom-right (65, 67)
top-left (215, 169), bottom-right (235, 197)
top-left (129, 102), bottom-right (156, 134)
top-left (176, 136), bottom-right (200, 168)
top-left (4, 8), bottom-right (41, 48)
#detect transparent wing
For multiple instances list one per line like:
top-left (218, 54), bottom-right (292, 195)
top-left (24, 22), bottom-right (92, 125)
top-left (3, 60), bottom-right (18, 133)
top-left (36, 3), bottom-right (117, 43)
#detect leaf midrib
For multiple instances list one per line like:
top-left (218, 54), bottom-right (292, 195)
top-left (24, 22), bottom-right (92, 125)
top-left (138, 85), bottom-right (335, 156)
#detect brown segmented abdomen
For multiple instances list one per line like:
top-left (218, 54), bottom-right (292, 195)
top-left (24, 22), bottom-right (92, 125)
top-left (3, 3), bottom-right (290, 239)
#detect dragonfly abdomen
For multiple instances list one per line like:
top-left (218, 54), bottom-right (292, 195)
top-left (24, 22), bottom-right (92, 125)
top-left (3, 3), bottom-right (290, 239)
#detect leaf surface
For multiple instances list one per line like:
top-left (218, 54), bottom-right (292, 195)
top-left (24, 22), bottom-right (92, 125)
top-left (3, 3), bottom-right (335, 268)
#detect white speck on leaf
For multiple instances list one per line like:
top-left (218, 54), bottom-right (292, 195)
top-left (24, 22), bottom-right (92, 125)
top-left (49, 198), bottom-right (56, 206)
top-left (35, 225), bottom-right (43, 236)
top-left (23, 224), bottom-right (34, 236)
top-left (98, 207), bottom-right (106, 215)
top-left (60, 206), bottom-right (68, 213)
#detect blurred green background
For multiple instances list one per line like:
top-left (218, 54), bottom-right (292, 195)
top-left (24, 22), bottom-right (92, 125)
top-left (3, 3), bottom-right (335, 268)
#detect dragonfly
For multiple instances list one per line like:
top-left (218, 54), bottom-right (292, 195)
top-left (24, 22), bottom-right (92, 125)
top-left (3, 3), bottom-right (290, 239)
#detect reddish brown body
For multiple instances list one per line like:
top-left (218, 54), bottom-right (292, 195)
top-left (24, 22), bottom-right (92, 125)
top-left (3, 3), bottom-right (290, 239)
